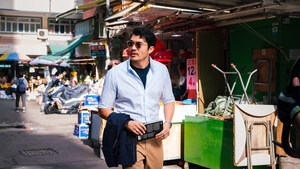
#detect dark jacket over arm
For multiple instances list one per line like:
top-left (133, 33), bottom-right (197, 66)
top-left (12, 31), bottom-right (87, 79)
top-left (102, 112), bottom-right (137, 167)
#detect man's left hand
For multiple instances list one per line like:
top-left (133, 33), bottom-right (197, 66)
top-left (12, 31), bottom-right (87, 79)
top-left (155, 122), bottom-right (171, 140)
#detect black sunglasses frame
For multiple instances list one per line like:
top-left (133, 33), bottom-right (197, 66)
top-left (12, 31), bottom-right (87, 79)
top-left (127, 40), bottom-right (144, 49)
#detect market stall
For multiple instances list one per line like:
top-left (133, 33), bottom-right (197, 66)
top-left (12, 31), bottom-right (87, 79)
top-left (104, 2), bottom-right (300, 168)
top-left (0, 52), bottom-right (31, 84)
top-left (160, 102), bottom-right (197, 161)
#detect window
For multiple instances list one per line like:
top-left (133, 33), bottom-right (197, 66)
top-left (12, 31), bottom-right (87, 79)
top-left (36, 24), bottom-right (41, 30)
top-left (66, 25), bottom-right (70, 34)
top-left (13, 23), bottom-right (17, 32)
top-left (0, 22), bottom-right (5, 31)
top-left (0, 16), bottom-right (41, 33)
top-left (19, 23), bottom-right (23, 32)
top-left (25, 23), bottom-right (29, 32)
top-left (60, 25), bottom-right (65, 33)
top-left (30, 24), bottom-right (35, 32)
top-left (48, 19), bottom-right (75, 35)
top-left (6, 22), bottom-right (11, 32)
top-left (54, 25), bottom-right (59, 33)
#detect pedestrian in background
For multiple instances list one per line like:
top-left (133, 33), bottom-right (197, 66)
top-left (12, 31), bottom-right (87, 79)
top-left (11, 77), bottom-right (18, 97)
top-left (15, 73), bottom-right (28, 112)
top-left (99, 27), bottom-right (175, 168)
top-left (177, 62), bottom-right (187, 100)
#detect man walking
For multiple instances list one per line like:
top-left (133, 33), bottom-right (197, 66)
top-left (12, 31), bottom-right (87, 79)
top-left (98, 27), bottom-right (175, 169)
top-left (16, 73), bottom-right (28, 112)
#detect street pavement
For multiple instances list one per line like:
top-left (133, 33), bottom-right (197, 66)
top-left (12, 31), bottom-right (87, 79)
top-left (0, 99), bottom-right (121, 169)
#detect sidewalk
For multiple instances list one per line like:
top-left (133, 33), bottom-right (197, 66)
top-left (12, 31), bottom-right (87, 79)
top-left (0, 99), bottom-right (121, 169)
top-left (0, 99), bottom-right (186, 169)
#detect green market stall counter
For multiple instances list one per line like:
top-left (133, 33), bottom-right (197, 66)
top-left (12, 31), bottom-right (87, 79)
top-left (184, 115), bottom-right (271, 169)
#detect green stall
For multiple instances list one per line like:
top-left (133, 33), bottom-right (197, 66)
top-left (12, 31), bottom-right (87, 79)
top-left (183, 17), bottom-right (300, 169)
top-left (184, 115), bottom-right (271, 169)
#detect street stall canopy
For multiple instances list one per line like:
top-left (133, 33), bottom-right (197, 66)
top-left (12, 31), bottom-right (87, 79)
top-left (110, 0), bottom-right (300, 34)
top-left (29, 57), bottom-right (70, 67)
top-left (40, 34), bottom-right (91, 61)
top-left (120, 4), bottom-right (201, 23)
top-left (141, 0), bottom-right (300, 26)
top-left (29, 57), bottom-right (58, 66)
top-left (56, 0), bottom-right (121, 21)
top-left (0, 52), bottom-right (31, 62)
top-left (105, 2), bottom-right (142, 22)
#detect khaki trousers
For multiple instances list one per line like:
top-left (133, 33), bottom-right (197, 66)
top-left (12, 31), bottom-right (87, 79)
top-left (123, 138), bottom-right (163, 169)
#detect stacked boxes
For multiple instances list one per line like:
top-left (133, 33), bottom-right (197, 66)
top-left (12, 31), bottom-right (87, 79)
top-left (74, 110), bottom-right (91, 138)
top-left (78, 110), bottom-right (90, 124)
top-left (74, 95), bottom-right (99, 138)
top-left (74, 123), bottom-right (89, 138)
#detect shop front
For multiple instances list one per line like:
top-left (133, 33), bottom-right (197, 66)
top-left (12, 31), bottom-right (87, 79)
top-left (102, 1), bottom-right (300, 168)
top-left (0, 53), bottom-right (32, 89)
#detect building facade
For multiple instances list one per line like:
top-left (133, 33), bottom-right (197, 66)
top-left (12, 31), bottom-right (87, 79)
top-left (0, 0), bottom-right (83, 57)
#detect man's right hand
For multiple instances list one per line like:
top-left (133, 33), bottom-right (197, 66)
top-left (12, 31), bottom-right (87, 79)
top-left (126, 120), bottom-right (146, 135)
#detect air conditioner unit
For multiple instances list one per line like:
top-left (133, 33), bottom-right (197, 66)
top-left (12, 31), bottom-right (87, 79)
top-left (37, 29), bottom-right (48, 39)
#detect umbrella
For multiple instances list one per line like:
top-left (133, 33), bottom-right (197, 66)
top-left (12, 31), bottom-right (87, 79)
top-left (29, 57), bottom-right (58, 66)
top-left (59, 62), bottom-right (70, 68)
top-left (0, 52), bottom-right (31, 61)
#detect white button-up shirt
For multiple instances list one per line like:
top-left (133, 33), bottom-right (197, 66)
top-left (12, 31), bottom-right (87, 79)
top-left (98, 57), bottom-right (175, 123)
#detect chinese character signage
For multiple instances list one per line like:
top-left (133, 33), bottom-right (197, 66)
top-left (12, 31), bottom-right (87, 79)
top-left (187, 58), bottom-right (197, 90)
top-left (90, 45), bottom-right (106, 56)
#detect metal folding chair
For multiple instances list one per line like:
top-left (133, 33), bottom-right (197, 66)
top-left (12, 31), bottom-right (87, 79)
top-left (211, 63), bottom-right (257, 114)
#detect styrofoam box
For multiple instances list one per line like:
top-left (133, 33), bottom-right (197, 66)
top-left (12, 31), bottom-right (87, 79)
top-left (78, 110), bottom-right (90, 124)
top-left (84, 95), bottom-right (100, 106)
top-left (74, 123), bottom-right (89, 138)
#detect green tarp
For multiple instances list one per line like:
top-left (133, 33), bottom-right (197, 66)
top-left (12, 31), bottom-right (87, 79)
top-left (49, 46), bottom-right (67, 54)
top-left (40, 34), bottom-right (91, 61)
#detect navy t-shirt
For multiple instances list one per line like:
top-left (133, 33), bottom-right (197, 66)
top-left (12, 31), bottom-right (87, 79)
top-left (131, 63), bottom-right (150, 88)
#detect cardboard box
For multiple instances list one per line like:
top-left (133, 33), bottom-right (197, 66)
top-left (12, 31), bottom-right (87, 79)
top-left (74, 123), bottom-right (89, 138)
top-left (78, 110), bottom-right (90, 124)
top-left (84, 95), bottom-right (100, 106)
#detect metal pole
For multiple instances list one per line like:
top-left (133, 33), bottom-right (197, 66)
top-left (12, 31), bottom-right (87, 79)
top-left (14, 62), bottom-right (16, 77)
top-left (106, 0), bottom-right (111, 62)
top-left (49, 0), bottom-right (51, 13)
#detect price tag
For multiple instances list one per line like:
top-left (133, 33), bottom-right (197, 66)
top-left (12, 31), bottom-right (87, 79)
top-left (186, 58), bottom-right (197, 90)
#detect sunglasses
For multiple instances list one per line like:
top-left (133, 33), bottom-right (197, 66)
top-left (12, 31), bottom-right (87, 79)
top-left (127, 40), bottom-right (146, 49)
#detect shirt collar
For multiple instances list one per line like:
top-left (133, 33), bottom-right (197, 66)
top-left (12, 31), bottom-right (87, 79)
top-left (127, 56), bottom-right (155, 73)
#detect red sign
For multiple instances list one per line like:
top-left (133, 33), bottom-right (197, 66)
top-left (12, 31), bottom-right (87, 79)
top-left (187, 58), bottom-right (197, 90)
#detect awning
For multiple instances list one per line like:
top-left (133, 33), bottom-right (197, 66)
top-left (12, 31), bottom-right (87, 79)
top-left (121, 4), bottom-right (201, 22)
top-left (40, 34), bottom-right (91, 61)
top-left (106, 20), bottom-right (129, 27)
top-left (68, 58), bottom-right (96, 65)
top-left (49, 45), bottom-right (67, 54)
top-left (105, 2), bottom-right (142, 22)
top-left (56, 0), bottom-right (107, 21)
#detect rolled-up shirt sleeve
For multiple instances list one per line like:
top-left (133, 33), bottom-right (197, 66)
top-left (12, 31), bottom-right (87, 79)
top-left (161, 67), bottom-right (175, 105)
top-left (98, 70), bottom-right (117, 109)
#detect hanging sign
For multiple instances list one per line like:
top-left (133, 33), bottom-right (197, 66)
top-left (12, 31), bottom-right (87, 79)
top-left (187, 58), bottom-right (197, 90)
top-left (0, 64), bottom-right (11, 68)
top-left (90, 45), bottom-right (106, 56)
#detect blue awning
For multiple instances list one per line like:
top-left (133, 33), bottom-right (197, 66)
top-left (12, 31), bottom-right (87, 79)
top-left (40, 34), bottom-right (91, 61)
